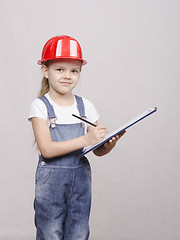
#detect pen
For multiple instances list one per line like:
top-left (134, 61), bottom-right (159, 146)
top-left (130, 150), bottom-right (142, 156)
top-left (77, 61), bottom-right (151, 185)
top-left (72, 114), bottom-right (97, 127)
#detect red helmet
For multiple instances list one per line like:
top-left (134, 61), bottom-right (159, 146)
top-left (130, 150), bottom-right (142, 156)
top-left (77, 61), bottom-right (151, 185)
top-left (37, 35), bottom-right (87, 65)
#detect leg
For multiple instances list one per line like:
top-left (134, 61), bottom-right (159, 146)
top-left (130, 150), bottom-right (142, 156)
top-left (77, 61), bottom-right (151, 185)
top-left (34, 196), bottom-right (66, 240)
top-left (34, 167), bottom-right (73, 240)
top-left (64, 165), bottom-right (92, 240)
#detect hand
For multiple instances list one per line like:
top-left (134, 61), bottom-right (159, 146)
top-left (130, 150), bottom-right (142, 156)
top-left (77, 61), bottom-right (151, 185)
top-left (103, 130), bottom-right (126, 150)
top-left (85, 125), bottom-right (108, 146)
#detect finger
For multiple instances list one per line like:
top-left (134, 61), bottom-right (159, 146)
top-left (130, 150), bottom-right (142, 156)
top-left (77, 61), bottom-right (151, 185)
top-left (97, 126), bottom-right (108, 134)
top-left (97, 125), bottom-right (107, 130)
top-left (116, 130), bottom-right (126, 138)
top-left (104, 141), bottom-right (113, 147)
top-left (99, 130), bottom-right (108, 137)
top-left (104, 142), bottom-right (109, 148)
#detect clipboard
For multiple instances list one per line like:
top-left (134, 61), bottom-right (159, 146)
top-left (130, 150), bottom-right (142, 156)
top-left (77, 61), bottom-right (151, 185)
top-left (80, 107), bottom-right (157, 157)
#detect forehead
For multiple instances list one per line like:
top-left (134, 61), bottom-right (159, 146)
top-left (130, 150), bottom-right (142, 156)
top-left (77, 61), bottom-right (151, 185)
top-left (50, 59), bottom-right (82, 68)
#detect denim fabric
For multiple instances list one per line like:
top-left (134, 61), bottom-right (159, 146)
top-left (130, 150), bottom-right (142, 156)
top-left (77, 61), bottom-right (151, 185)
top-left (34, 96), bottom-right (91, 240)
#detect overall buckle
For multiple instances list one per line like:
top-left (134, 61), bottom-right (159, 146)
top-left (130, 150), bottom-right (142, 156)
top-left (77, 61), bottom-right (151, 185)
top-left (50, 117), bottom-right (57, 129)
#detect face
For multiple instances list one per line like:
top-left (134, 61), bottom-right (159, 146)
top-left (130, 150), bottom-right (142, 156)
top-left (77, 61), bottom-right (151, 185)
top-left (42, 59), bottom-right (82, 97)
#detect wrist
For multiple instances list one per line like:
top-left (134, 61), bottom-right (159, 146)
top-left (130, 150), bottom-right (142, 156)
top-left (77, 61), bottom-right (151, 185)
top-left (82, 134), bottom-right (90, 147)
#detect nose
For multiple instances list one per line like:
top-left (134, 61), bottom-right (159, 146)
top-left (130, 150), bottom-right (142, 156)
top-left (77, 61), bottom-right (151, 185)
top-left (63, 71), bottom-right (70, 79)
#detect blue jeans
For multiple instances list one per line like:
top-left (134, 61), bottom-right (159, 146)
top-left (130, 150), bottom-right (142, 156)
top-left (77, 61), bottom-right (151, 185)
top-left (34, 163), bottom-right (91, 240)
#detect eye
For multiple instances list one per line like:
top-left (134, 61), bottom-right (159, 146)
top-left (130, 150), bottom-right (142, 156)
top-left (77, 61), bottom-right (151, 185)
top-left (72, 69), bottom-right (79, 74)
top-left (57, 68), bottom-right (63, 72)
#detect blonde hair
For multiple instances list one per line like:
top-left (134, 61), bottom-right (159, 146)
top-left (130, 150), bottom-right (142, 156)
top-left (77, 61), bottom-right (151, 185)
top-left (38, 76), bottom-right (49, 98)
top-left (38, 61), bottom-right (50, 98)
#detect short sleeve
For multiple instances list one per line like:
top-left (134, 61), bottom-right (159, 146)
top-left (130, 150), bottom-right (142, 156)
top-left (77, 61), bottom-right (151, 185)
top-left (82, 97), bottom-right (99, 124)
top-left (28, 98), bottom-right (48, 121)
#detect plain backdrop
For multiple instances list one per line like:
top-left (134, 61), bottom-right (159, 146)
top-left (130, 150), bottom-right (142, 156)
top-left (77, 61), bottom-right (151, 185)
top-left (0, 0), bottom-right (180, 239)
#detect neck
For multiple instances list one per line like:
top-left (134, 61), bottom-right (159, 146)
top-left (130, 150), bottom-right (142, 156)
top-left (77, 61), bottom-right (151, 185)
top-left (49, 91), bottom-right (74, 106)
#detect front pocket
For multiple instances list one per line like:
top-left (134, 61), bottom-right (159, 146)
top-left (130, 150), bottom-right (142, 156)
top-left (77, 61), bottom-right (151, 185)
top-left (35, 167), bottom-right (52, 185)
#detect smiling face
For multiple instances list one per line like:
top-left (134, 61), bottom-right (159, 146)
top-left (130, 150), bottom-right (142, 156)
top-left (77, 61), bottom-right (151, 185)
top-left (42, 59), bottom-right (82, 98)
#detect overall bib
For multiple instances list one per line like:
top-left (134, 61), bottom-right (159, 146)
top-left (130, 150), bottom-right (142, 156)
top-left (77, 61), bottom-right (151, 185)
top-left (34, 95), bottom-right (91, 240)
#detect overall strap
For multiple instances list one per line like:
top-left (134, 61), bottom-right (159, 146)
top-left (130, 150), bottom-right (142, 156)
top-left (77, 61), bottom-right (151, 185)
top-left (39, 95), bottom-right (86, 128)
top-left (75, 95), bottom-right (86, 118)
top-left (39, 96), bottom-right (56, 119)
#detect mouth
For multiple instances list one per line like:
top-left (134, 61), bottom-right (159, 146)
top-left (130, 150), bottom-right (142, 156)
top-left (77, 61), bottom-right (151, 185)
top-left (60, 81), bottom-right (72, 86)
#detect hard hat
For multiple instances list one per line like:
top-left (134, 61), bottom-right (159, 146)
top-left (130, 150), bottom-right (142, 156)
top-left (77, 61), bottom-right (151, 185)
top-left (37, 35), bottom-right (87, 65)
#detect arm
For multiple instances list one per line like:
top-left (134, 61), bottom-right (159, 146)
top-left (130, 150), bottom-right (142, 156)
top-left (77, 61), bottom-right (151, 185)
top-left (31, 117), bottom-right (107, 159)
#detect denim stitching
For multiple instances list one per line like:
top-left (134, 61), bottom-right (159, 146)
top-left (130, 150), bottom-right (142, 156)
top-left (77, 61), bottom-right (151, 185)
top-left (66, 170), bottom-right (75, 205)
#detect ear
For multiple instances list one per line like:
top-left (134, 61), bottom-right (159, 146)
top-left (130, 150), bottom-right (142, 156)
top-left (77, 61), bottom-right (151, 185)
top-left (41, 65), bottom-right (48, 79)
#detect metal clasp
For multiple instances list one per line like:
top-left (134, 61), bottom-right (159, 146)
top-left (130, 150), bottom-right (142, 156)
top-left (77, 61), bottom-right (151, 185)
top-left (50, 117), bottom-right (57, 129)
top-left (80, 115), bottom-right (87, 128)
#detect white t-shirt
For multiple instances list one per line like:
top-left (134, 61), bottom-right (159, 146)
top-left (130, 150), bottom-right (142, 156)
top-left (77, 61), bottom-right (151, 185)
top-left (28, 93), bottom-right (99, 129)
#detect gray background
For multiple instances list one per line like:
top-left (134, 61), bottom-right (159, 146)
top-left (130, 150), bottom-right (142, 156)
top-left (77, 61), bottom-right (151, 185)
top-left (0, 0), bottom-right (180, 239)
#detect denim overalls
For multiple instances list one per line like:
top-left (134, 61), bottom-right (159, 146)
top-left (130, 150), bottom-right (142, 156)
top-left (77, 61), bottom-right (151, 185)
top-left (34, 95), bottom-right (91, 240)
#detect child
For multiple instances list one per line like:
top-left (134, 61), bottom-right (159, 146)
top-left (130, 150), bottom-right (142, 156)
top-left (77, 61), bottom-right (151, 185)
top-left (28, 35), bottom-right (126, 240)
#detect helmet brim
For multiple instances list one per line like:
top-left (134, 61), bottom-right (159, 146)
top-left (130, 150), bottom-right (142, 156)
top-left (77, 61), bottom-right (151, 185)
top-left (37, 57), bottom-right (87, 65)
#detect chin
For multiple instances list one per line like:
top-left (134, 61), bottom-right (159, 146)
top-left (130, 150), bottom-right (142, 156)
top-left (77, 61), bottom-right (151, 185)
top-left (58, 90), bottom-right (73, 95)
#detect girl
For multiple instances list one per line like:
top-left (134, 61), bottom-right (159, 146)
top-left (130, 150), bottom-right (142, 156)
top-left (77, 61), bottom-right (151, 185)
top-left (28, 35), bottom-right (126, 240)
